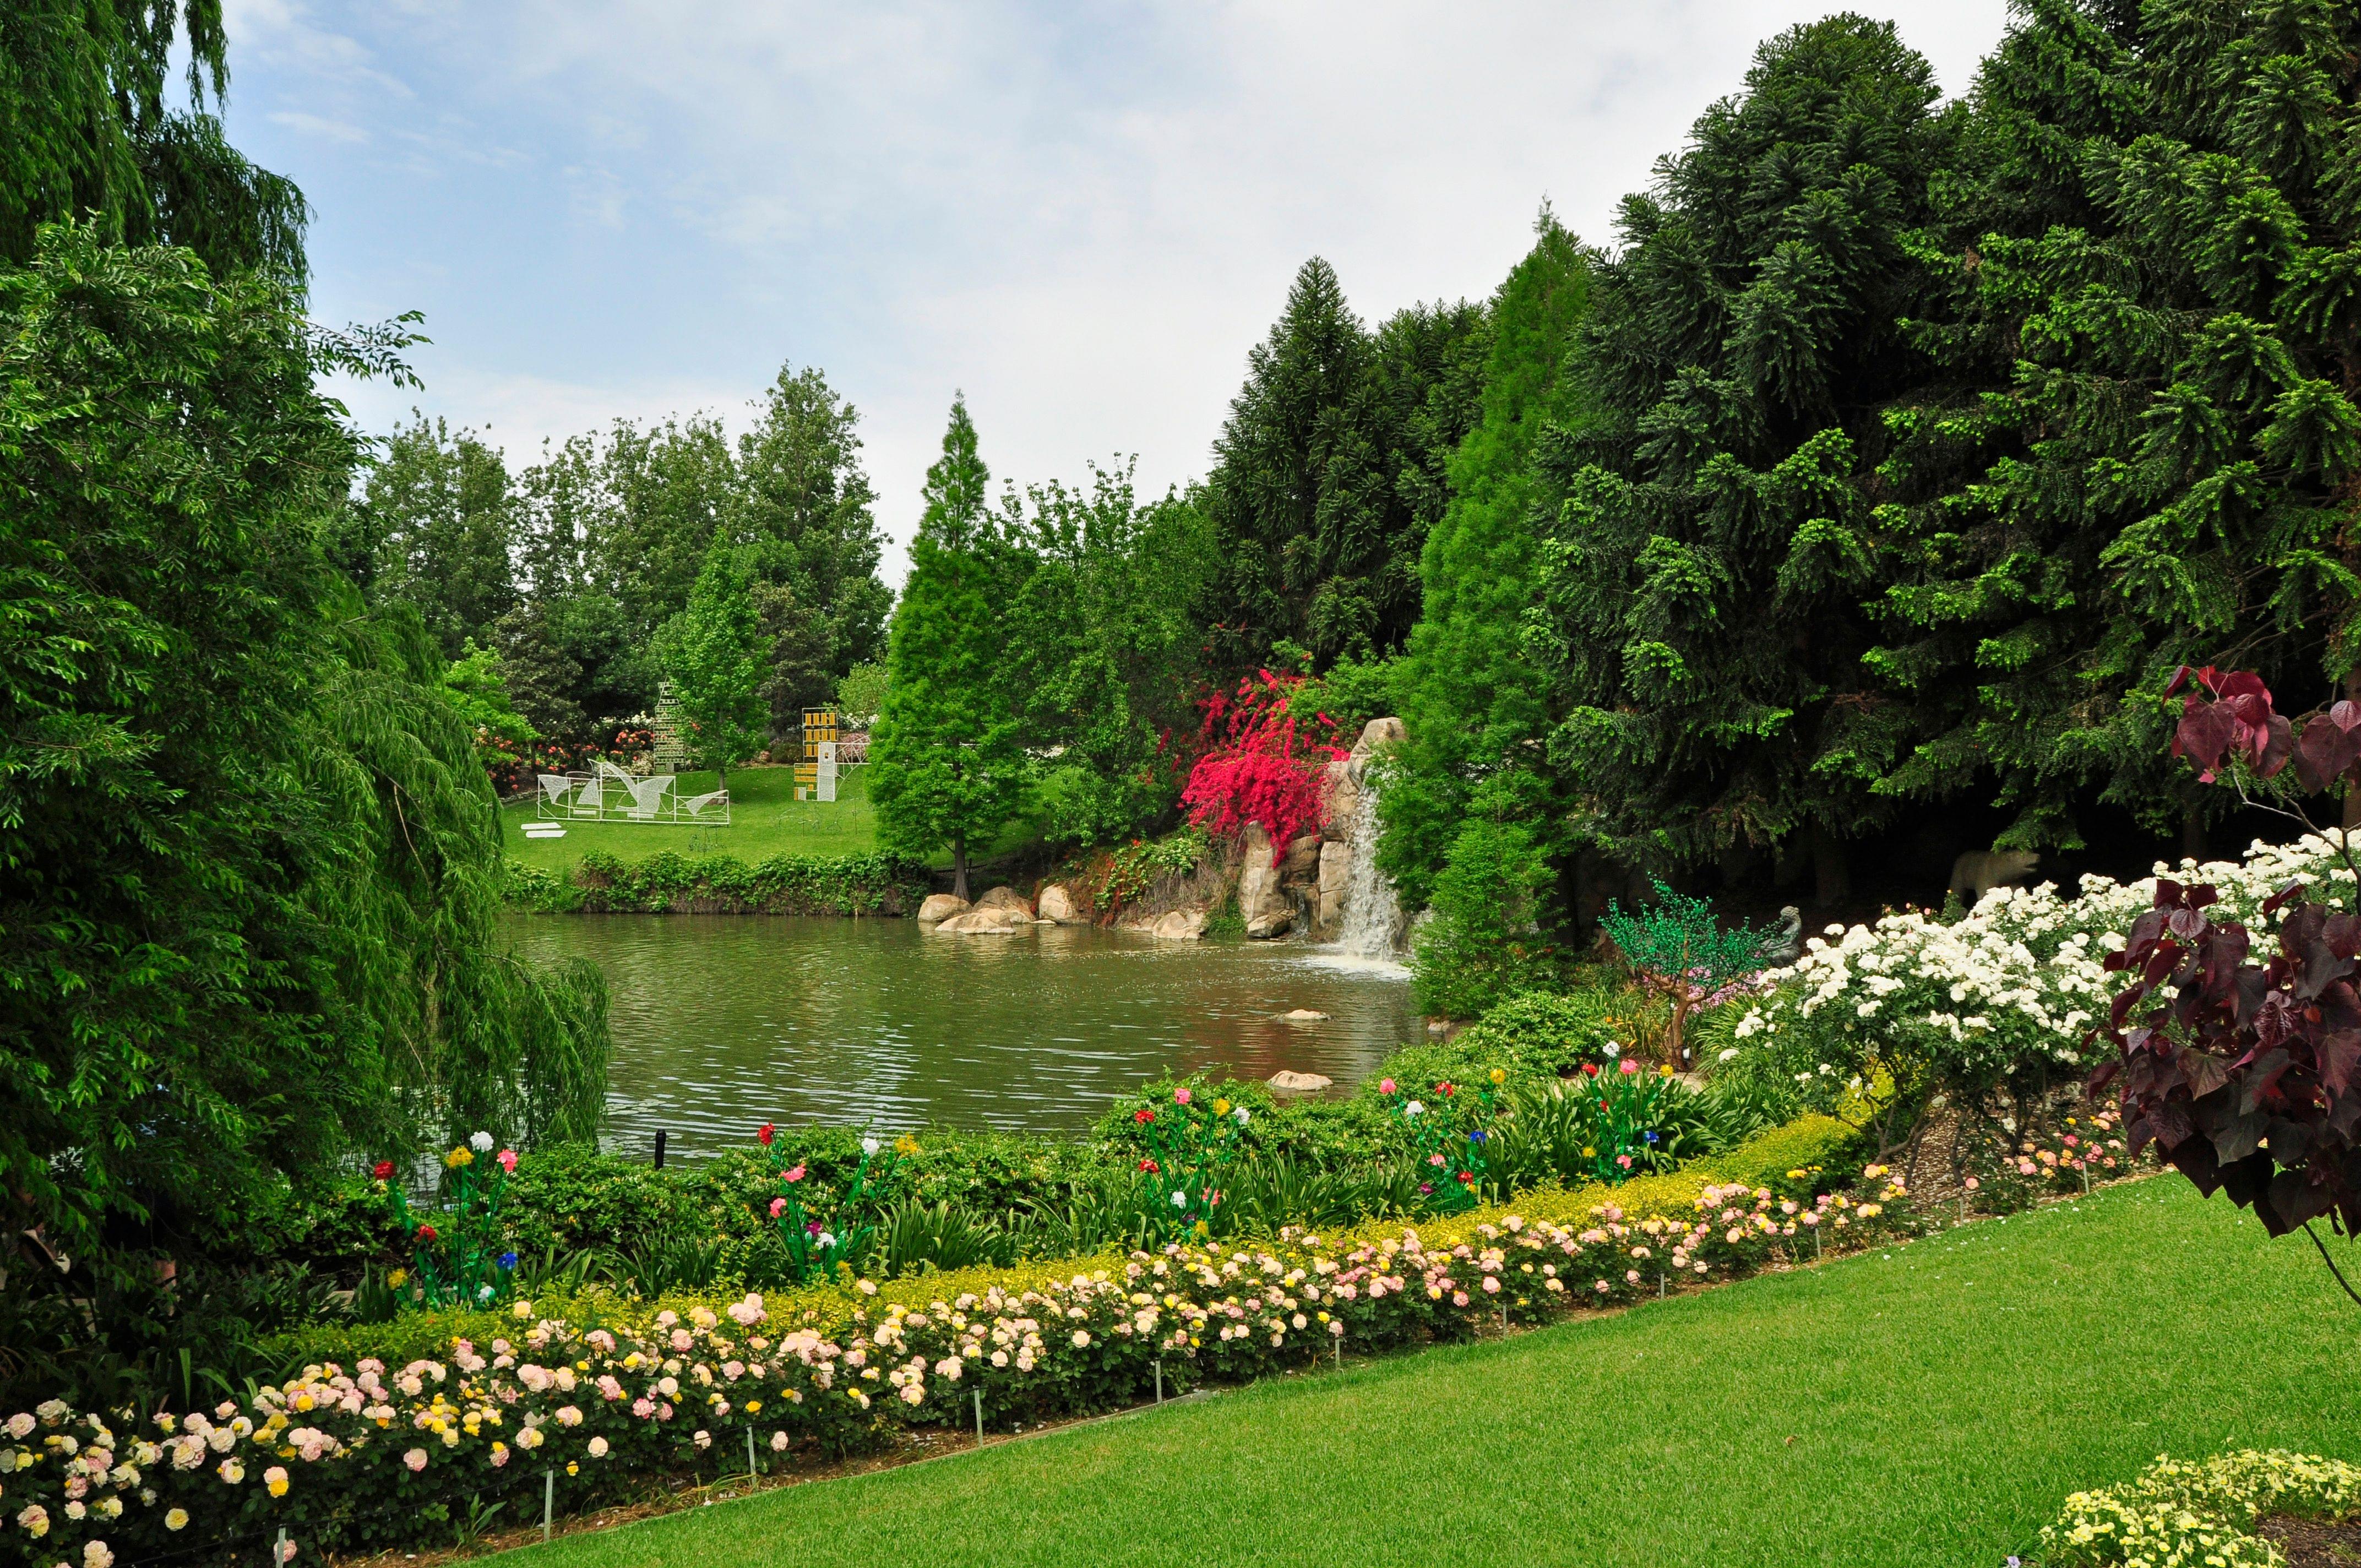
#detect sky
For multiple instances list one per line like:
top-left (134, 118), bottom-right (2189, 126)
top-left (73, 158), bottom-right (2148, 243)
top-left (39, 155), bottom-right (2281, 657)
top-left (217, 0), bottom-right (2015, 582)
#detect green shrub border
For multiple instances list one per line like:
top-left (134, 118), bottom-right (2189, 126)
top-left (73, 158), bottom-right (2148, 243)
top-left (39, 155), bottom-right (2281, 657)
top-left (503, 850), bottom-right (933, 916)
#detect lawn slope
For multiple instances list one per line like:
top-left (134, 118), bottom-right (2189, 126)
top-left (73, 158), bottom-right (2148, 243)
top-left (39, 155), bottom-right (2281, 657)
top-left (501, 1181), bottom-right (2358, 1568)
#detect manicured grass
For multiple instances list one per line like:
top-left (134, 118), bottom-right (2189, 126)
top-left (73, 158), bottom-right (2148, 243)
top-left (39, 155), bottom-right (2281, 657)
top-left (501, 1181), bottom-right (2358, 1567)
top-left (500, 766), bottom-right (881, 870)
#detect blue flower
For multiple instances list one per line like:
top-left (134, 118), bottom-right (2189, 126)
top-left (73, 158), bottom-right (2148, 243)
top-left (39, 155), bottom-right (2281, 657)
top-left (1467, 1129), bottom-right (1487, 1145)
top-left (1643, 1131), bottom-right (1659, 1145)
top-left (497, 1251), bottom-right (518, 1271)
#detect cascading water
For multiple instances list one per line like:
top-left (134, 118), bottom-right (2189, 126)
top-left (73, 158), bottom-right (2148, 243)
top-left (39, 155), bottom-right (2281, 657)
top-left (1331, 783), bottom-right (1405, 959)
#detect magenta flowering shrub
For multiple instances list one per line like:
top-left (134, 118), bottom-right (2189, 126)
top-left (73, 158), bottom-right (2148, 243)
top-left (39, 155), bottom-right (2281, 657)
top-left (0, 1162), bottom-right (1925, 1568)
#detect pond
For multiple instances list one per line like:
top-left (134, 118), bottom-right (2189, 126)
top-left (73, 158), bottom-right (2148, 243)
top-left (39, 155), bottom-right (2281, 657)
top-left (504, 915), bottom-right (1420, 1157)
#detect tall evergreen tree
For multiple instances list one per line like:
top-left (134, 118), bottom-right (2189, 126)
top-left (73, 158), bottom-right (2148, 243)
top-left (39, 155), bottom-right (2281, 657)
top-left (1204, 259), bottom-right (1485, 667)
top-left (871, 396), bottom-right (1026, 899)
top-left (736, 363), bottom-right (894, 676)
top-left (1873, 0), bottom-right (2361, 851)
top-left (1531, 15), bottom-right (1961, 897)
top-left (1383, 211), bottom-right (1596, 907)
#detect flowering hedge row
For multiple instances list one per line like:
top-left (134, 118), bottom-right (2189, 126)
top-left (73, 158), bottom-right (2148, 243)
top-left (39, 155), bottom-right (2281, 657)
top-left (6, 1120), bottom-right (1884, 1567)
top-left (2037, 1450), bottom-right (2361, 1566)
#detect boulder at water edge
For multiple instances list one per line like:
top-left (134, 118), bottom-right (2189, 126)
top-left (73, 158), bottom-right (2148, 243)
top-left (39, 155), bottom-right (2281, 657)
top-left (1268, 1070), bottom-right (1334, 1092)
top-left (935, 906), bottom-right (1029, 935)
top-left (1150, 909), bottom-right (1206, 941)
top-left (1314, 841), bottom-right (1350, 942)
top-left (1281, 1009), bottom-right (1330, 1021)
top-left (917, 893), bottom-right (971, 923)
top-left (1037, 883), bottom-right (1087, 924)
top-left (974, 885), bottom-right (1033, 916)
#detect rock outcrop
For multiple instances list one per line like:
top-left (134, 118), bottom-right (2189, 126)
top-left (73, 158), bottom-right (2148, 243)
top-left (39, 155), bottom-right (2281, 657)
top-left (1036, 883), bottom-right (1087, 924)
top-left (1280, 1008), bottom-right (1330, 1021)
top-left (1267, 1070), bottom-right (1334, 1092)
top-left (916, 893), bottom-right (970, 923)
top-left (1237, 823), bottom-right (1293, 939)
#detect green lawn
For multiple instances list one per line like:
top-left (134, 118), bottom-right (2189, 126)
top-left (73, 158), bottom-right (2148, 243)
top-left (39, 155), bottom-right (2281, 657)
top-left (501, 1181), bottom-right (2358, 1567)
top-left (500, 765), bottom-right (882, 870)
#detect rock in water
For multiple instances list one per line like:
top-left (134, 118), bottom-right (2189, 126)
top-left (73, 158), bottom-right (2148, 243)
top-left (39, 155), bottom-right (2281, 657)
top-left (1281, 1009), bottom-right (1330, 1021)
top-left (917, 893), bottom-right (971, 923)
top-left (935, 906), bottom-right (1027, 935)
top-left (974, 885), bottom-right (1034, 916)
top-left (1237, 824), bottom-right (1292, 939)
top-left (1267, 1070), bottom-right (1334, 1092)
top-left (1149, 909), bottom-right (1206, 941)
top-left (1037, 883), bottom-right (1087, 924)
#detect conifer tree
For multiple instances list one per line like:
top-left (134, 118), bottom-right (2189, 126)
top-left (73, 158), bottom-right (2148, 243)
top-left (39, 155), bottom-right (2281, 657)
top-left (1384, 211), bottom-right (1595, 906)
top-left (1531, 16), bottom-right (1960, 892)
top-left (1874, 0), bottom-right (2361, 849)
top-left (871, 396), bottom-right (1026, 899)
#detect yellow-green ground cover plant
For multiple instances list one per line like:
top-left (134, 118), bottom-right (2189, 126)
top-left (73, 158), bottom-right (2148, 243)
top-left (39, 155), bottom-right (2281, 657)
top-left (2036, 1451), bottom-right (2361, 1567)
top-left (0, 1117), bottom-right (1906, 1567)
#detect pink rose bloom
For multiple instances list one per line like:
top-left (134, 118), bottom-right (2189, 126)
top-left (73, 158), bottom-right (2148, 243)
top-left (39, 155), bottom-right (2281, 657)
top-left (1173, 1087), bottom-right (1191, 1105)
top-left (769, 1197), bottom-right (787, 1218)
top-left (1379, 1079), bottom-right (1395, 1095)
top-left (402, 1449), bottom-right (428, 1473)
top-left (497, 1148), bottom-right (518, 1172)
top-left (1619, 1059), bottom-right (1638, 1075)
top-left (633, 1398), bottom-right (655, 1419)
top-left (784, 1165), bottom-right (806, 1183)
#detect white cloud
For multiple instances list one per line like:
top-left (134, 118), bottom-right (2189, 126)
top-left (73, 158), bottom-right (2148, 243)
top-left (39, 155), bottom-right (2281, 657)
top-left (227, 1), bottom-right (2013, 586)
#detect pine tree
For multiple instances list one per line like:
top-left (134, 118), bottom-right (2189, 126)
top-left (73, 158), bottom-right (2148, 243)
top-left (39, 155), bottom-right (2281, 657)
top-left (871, 396), bottom-right (1027, 899)
top-left (1530, 16), bottom-right (1961, 894)
top-left (655, 537), bottom-right (769, 788)
top-left (1384, 211), bottom-right (1596, 906)
top-left (1873, 0), bottom-right (2361, 850)
top-left (1204, 259), bottom-right (1485, 666)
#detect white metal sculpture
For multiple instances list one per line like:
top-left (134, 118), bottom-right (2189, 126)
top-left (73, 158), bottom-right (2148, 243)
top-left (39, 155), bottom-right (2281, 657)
top-left (529, 758), bottom-right (728, 825)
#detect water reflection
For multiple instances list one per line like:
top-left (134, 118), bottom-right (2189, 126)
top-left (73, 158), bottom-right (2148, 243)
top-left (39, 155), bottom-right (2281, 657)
top-left (505, 915), bottom-right (1419, 1156)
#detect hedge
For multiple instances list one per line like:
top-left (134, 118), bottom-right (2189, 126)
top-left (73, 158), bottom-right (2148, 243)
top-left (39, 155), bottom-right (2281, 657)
top-left (503, 850), bottom-right (931, 915)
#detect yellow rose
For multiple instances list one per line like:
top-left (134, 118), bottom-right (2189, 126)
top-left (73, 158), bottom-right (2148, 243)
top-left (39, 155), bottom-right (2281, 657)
top-left (1212, 1098), bottom-right (1231, 1115)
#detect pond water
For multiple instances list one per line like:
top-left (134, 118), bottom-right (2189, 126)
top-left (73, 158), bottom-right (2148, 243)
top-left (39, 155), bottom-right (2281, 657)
top-left (504, 915), bottom-right (1419, 1157)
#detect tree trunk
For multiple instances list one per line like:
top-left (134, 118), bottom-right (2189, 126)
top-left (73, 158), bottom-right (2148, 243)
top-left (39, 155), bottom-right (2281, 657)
top-left (2344, 669), bottom-right (2361, 833)
top-left (952, 830), bottom-right (969, 902)
top-left (2182, 802), bottom-right (2207, 864)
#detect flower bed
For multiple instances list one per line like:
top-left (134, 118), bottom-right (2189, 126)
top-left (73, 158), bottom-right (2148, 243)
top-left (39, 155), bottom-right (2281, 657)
top-left (7, 1120), bottom-right (1887, 1567)
top-left (2035, 1451), bottom-right (2361, 1566)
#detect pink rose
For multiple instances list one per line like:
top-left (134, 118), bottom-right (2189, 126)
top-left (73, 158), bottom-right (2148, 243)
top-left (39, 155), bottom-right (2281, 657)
top-left (1619, 1059), bottom-right (1638, 1075)
top-left (1379, 1079), bottom-right (1395, 1096)
top-left (402, 1449), bottom-right (427, 1473)
top-left (769, 1197), bottom-right (787, 1218)
top-left (784, 1166), bottom-right (805, 1183)
top-left (1173, 1087), bottom-right (1192, 1106)
top-left (497, 1148), bottom-right (518, 1172)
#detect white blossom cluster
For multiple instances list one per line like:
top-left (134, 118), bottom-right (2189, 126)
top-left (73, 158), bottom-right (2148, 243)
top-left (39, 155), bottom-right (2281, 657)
top-left (1727, 831), bottom-right (2361, 1081)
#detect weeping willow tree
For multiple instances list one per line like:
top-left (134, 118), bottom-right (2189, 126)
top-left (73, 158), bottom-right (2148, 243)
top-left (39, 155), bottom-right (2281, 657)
top-left (0, 222), bottom-right (606, 1287)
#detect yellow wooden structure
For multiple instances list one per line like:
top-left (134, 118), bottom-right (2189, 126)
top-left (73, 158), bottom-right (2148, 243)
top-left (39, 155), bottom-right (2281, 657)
top-left (796, 708), bottom-right (839, 801)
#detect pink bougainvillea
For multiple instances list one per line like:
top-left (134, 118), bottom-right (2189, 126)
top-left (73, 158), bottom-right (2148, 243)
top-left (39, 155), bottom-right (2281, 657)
top-left (1179, 671), bottom-right (1345, 861)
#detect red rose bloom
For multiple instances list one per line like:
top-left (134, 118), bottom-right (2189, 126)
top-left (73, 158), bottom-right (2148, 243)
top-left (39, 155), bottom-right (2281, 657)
top-left (416, 1223), bottom-right (437, 1242)
top-left (1139, 1158), bottom-right (1159, 1173)
top-left (1134, 1108), bottom-right (1155, 1124)
top-left (757, 1123), bottom-right (775, 1146)
top-left (372, 1161), bottom-right (395, 1180)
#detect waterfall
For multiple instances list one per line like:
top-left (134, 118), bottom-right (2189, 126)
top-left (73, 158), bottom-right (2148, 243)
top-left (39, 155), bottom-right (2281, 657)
top-left (1332, 783), bottom-right (1405, 958)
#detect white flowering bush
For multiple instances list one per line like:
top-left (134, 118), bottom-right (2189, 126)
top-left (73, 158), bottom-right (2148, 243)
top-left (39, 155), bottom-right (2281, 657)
top-left (2038, 1449), bottom-right (2361, 1566)
top-left (1722, 833), bottom-right (2361, 1135)
top-left (0, 1120), bottom-right (1911, 1568)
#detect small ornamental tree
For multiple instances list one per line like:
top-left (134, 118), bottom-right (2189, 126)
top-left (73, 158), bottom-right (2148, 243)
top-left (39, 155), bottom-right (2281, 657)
top-left (1179, 669), bottom-right (1346, 859)
top-left (2098, 666), bottom-right (2361, 1299)
top-left (1599, 880), bottom-right (1780, 1065)
top-left (655, 536), bottom-right (769, 788)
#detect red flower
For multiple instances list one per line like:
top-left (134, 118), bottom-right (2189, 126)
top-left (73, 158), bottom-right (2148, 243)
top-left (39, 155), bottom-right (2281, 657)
top-left (757, 1123), bottom-right (775, 1146)
top-left (416, 1223), bottom-right (438, 1242)
top-left (1437, 1082), bottom-right (1454, 1097)
top-left (1134, 1108), bottom-right (1155, 1124)
top-left (1456, 1172), bottom-right (1473, 1184)
top-left (1139, 1158), bottom-right (1160, 1174)
top-left (372, 1161), bottom-right (395, 1180)
top-left (1581, 1063), bottom-right (1600, 1077)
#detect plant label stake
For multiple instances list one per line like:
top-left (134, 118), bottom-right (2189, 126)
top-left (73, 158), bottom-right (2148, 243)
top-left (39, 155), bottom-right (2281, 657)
top-left (276, 1527), bottom-right (289, 1565)
top-left (1155, 1358), bottom-right (1163, 1403)
top-left (747, 1426), bottom-right (758, 1482)
top-left (653, 1129), bottom-right (667, 1169)
top-left (543, 1469), bottom-right (554, 1542)
top-left (972, 1387), bottom-right (983, 1445)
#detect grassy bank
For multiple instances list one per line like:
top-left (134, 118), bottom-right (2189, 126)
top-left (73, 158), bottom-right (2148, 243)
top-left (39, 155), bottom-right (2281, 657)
top-left (500, 765), bottom-right (881, 870)
top-left (499, 1180), bottom-right (2358, 1568)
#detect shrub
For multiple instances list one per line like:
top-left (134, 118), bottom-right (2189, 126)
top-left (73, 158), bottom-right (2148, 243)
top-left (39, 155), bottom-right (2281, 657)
top-left (1411, 820), bottom-right (1563, 1017)
top-left (511, 850), bottom-right (932, 915)
top-left (1597, 879), bottom-right (1779, 1065)
top-left (2037, 1451), bottom-right (2361, 1567)
top-left (1180, 669), bottom-right (1346, 856)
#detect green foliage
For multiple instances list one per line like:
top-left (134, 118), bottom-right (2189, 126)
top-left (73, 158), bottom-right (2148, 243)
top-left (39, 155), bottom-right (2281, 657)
top-left (1386, 210), bottom-right (1597, 906)
top-left (0, 226), bottom-right (607, 1320)
top-left (2039, 1450), bottom-right (2361, 1568)
top-left (1204, 258), bottom-right (1488, 667)
top-left (440, 640), bottom-right (536, 760)
top-left (0, 0), bottom-right (309, 283)
top-left (835, 661), bottom-right (889, 727)
top-left (349, 415), bottom-right (520, 659)
top-left (516, 848), bottom-right (931, 914)
top-left (1411, 819), bottom-right (1563, 1016)
top-left (871, 396), bottom-right (1029, 894)
top-left (655, 536), bottom-right (769, 783)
